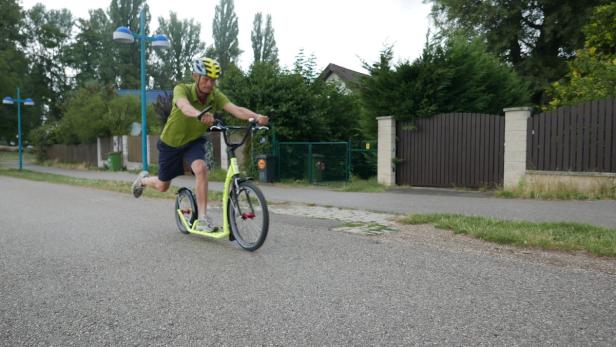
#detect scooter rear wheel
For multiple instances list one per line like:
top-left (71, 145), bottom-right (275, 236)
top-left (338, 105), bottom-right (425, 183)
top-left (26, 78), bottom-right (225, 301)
top-left (175, 188), bottom-right (197, 234)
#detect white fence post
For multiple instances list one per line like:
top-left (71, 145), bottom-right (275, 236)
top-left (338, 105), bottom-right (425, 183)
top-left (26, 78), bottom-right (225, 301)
top-left (146, 135), bottom-right (151, 168)
top-left (121, 135), bottom-right (129, 169)
top-left (96, 137), bottom-right (104, 168)
top-left (503, 107), bottom-right (532, 189)
top-left (377, 116), bottom-right (396, 186)
top-left (220, 134), bottom-right (228, 170)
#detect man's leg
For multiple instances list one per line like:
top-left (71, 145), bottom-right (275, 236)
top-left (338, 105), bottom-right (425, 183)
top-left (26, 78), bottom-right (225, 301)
top-left (142, 176), bottom-right (171, 192)
top-left (191, 159), bottom-right (208, 219)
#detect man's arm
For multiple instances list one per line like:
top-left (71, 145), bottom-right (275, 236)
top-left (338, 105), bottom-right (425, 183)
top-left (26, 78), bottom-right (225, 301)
top-left (176, 98), bottom-right (201, 118)
top-left (223, 102), bottom-right (269, 125)
top-left (176, 98), bottom-right (214, 125)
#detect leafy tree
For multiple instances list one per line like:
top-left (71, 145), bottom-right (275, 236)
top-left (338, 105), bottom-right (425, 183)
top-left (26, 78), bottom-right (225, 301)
top-left (69, 9), bottom-right (116, 87)
top-left (48, 81), bottom-right (158, 144)
top-left (152, 12), bottom-right (206, 89)
top-left (108, 0), bottom-right (151, 89)
top-left (251, 13), bottom-right (278, 65)
top-left (293, 49), bottom-right (318, 82)
top-left (54, 82), bottom-right (113, 144)
top-left (0, 0), bottom-right (29, 144)
top-left (211, 0), bottom-right (241, 71)
top-left (222, 60), bottom-right (361, 142)
top-left (22, 4), bottom-right (74, 124)
top-left (547, 3), bottom-right (616, 108)
top-left (360, 38), bottom-right (530, 138)
top-left (429, 0), bottom-right (611, 105)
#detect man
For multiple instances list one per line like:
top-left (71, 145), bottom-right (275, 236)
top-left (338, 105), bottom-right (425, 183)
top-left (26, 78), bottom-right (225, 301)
top-left (131, 57), bottom-right (269, 232)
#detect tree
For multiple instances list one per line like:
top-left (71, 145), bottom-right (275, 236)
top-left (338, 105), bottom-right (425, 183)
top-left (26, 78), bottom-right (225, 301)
top-left (360, 38), bottom-right (530, 138)
top-left (429, 0), bottom-right (611, 105)
top-left (48, 81), bottom-right (158, 145)
top-left (547, 3), bottom-right (616, 108)
top-left (69, 9), bottom-right (116, 87)
top-left (0, 0), bottom-right (29, 144)
top-left (152, 12), bottom-right (206, 89)
top-left (22, 4), bottom-right (74, 123)
top-left (220, 60), bottom-right (362, 142)
top-left (211, 0), bottom-right (241, 71)
top-left (108, 0), bottom-right (151, 89)
top-left (293, 49), bottom-right (318, 81)
top-left (251, 13), bottom-right (278, 65)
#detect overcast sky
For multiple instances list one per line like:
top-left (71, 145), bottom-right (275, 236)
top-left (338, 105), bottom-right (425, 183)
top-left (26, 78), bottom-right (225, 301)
top-left (20, 0), bottom-right (433, 74)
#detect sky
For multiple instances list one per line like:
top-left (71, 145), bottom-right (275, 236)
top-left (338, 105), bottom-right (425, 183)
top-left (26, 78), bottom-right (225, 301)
top-left (19, 0), bottom-right (434, 74)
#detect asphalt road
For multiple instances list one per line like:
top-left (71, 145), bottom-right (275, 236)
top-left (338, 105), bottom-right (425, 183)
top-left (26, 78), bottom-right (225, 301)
top-left (1, 177), bottom-right (615, 346)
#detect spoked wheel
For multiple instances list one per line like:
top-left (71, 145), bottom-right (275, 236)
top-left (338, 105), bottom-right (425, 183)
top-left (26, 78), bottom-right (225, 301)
top-left (228, 180), bottom-right (269, 251)
top-left (175, 188), bottom-right (197, 234)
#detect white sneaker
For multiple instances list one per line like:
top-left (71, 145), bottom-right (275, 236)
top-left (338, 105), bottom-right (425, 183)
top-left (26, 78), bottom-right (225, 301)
top-left (195, 216), bottom-right (219, 232)
top-left (131, 170), bottom-right (149, 198)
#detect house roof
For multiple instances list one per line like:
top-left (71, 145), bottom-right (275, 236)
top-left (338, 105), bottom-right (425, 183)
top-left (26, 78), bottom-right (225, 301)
top-left (319, 63), bottom-right (369, 87)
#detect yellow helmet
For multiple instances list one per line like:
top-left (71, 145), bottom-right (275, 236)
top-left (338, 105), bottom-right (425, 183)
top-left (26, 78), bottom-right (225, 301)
top-left (193, 57), bottom-right (222, 79)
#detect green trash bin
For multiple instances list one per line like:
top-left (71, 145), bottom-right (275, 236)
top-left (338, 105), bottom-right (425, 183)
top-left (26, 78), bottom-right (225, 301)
top-left (107, 152), bottom-right (122, 171)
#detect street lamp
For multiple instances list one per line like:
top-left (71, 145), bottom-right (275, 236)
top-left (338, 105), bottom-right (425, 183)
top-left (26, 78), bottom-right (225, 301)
top-left (113, 7), bottom-right (170, 171)
top-left (2, 87), bottom-right (34, 171)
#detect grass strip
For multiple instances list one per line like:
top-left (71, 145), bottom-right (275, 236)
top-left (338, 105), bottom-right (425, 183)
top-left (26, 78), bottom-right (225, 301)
top-left (0, 167), bottom-right (223, 201)
top-left (400, 213), bottom-right (616, 257)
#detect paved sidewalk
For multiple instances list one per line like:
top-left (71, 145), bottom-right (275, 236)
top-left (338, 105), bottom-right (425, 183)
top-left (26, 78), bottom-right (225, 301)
top-left (5, 162), bottom-right (616, 228)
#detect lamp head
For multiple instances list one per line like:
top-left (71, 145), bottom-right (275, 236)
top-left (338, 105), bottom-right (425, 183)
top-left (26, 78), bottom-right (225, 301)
top-left (113, 26), bottom-right (135, 44)
top-left (2, 97), bottom-right (14, 105)
top-left (152, 34), bottom-right (171, 49)
top-left (24, 98), bottom-right (34, 106)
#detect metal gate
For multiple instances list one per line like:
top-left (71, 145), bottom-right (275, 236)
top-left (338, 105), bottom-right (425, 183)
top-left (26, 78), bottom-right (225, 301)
top-left (396, 113), bottom-right (505, 188)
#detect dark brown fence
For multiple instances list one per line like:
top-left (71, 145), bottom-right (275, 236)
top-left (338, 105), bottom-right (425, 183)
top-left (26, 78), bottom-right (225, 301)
top-left (99, 137), bottom-right (114, 160)
top-left (397, 113), bottom-right (505, 188)
top-left (527, 98), bottom-right (615, 172)
top-left (46, 143), bottom-right (97, 166)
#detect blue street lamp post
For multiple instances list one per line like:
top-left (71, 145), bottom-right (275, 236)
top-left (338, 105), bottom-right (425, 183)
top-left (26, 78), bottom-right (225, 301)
top-left (113, 7), bottom-right (170, 171)
top-left (3, 87), bottom-right (34, 170)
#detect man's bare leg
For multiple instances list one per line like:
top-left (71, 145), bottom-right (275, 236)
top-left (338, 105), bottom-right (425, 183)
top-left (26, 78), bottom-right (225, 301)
top-left (141, 176), bottom-right (171, 192)
top-left (191, 159), bottom-right (209, 219)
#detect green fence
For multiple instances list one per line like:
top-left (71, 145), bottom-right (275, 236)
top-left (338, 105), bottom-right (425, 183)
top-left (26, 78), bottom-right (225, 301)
top-left (274, 142), bottom-right (350, 183)
top-left (267, 140), bottom-right (377, 183)
top-left (350, 141), bottom-right (377, 179)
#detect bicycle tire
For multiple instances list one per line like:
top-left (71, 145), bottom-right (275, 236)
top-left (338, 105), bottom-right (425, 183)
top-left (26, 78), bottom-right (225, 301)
top-left (175, 188), bottom-right (197, 234)
top-left (228, 180), bottom-right (269, 251)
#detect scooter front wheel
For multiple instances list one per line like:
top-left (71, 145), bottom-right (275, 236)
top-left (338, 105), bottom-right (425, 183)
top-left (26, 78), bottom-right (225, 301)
top-left (228, 181), bottom-right (269, 251)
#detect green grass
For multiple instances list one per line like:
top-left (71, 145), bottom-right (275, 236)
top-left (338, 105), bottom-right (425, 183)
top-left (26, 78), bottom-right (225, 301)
top-left (400, 213), bottom-right (616, 257)
top-left (0, 150), bottom-right (33, 162)
top-left (0, 167), bottom-right (223, 201)
top-left (338, 176), bottom-right (387, 192)
top-left (497, 178), bottom-right (616, 200)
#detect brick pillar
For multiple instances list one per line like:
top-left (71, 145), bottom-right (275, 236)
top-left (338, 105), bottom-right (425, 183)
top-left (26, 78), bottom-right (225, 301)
top-left (377, 116), bottom-right (396, 186)
top-left (503, 107), bottom-right (532, 189)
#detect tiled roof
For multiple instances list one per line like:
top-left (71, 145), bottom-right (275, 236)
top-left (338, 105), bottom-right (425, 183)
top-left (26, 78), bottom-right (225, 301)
top-left (319, 63), bottom-right (369, 86)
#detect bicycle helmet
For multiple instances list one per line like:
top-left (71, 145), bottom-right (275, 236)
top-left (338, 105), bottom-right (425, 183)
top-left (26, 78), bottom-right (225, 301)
top-left (193, 57), bottom-right (222, 79)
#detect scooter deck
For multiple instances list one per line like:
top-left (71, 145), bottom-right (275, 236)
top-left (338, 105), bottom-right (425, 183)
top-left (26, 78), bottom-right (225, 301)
top-left (177, 209), bottom-right (230, 239)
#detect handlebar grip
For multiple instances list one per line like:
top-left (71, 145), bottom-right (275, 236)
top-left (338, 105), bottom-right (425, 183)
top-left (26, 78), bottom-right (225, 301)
top-left (197, 105), bottom-right (213, 121)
